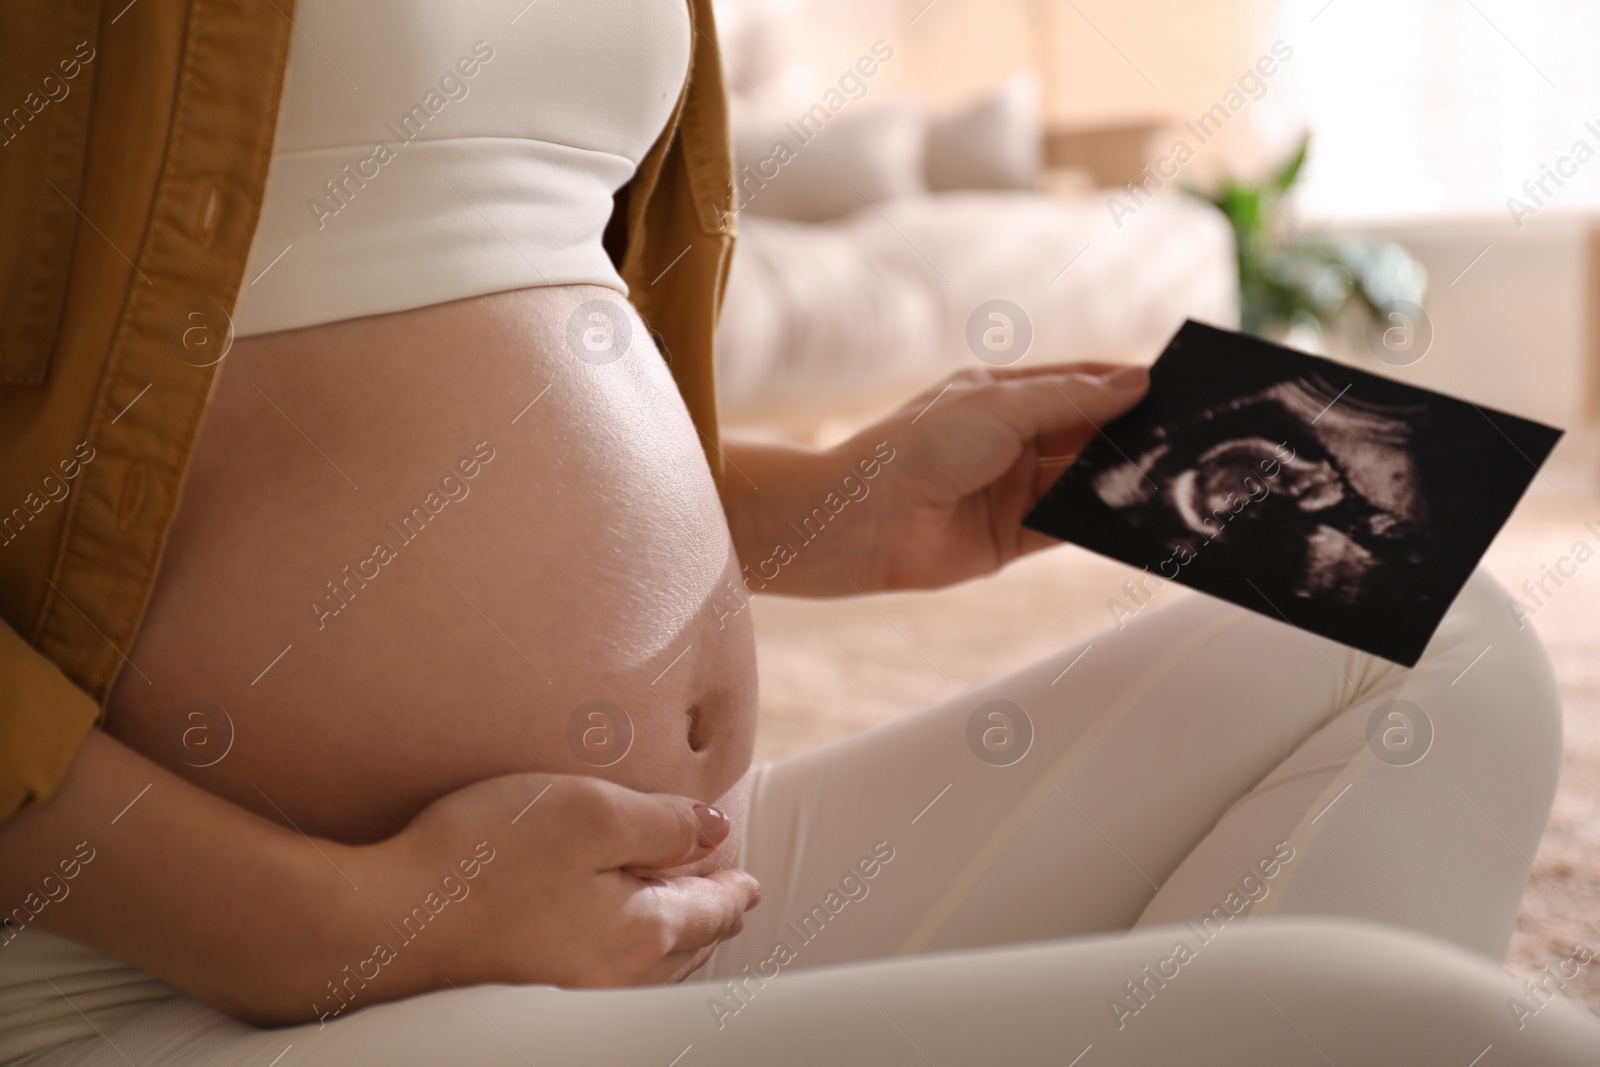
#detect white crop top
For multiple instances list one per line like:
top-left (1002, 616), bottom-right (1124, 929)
top-left (232, 0), bottom-right (691, 338)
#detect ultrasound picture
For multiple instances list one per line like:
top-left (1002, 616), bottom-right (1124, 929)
top-left (1024, 320), bottom-right (1564, 666)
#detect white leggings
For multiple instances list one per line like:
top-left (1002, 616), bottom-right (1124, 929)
top-left (6, 570), bottom-right (1599, 1065)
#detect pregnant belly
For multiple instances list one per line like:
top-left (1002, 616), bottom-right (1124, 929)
top-left (104, 285), bottom-right (757, 848)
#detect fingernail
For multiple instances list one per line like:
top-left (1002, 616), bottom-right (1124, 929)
top-left (1103, 366), bottom-right (1148, 389)
top-left (693, 804), bottom-right (728, 848)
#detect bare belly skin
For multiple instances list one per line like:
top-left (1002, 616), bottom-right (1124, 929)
top-left (105, 285), bottom-right (757, 856)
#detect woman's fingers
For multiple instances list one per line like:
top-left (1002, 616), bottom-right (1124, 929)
top-left (703, 866), bottom-right (762, 909)
top-left (573, 778), bottom-right (732, 872)
top-left (982, 360), bottom-right (1133, 382)
top-left (900, 362), bottom-right (1135, 405)
top-left (991, 367), bottom-right (1149, 444)
top-left (884, 367), bottom-right (1148, 509)
top-left (625, 869), bottom-right (762, 985)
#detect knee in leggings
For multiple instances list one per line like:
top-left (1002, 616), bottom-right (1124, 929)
top-left (1444, 568), bottom-right (1561, 732)
top-left (1212, 919), bottom-right (1600, 1047)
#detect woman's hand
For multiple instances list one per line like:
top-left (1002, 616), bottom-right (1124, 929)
top-left (3, 733), bottom-right (757, 1028)
top-left (723, 363), bottom-right (1149, 595)
top-left (367, 772), bottom-right (761, 992)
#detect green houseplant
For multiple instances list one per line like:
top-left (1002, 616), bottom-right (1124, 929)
top-left (1187, 134), bottom-right (1428, 352)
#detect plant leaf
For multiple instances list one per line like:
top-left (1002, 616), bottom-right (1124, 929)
top-left (1268, 132), bottom-right (1311, 195)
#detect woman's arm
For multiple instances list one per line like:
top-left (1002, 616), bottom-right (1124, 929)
top-left (721, 364), bottom-right (1150, 597)
top-left (0, 730), bottom-right (390, 1023)
top-left (0, 731), bottom-right (757, 1026)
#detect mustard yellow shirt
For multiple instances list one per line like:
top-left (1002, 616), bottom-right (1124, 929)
top-left (0, 0), bottom-right (737, 822)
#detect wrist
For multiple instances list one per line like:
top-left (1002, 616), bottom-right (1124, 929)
top-left (331, 828), bottom-right (508, 1003)
top-left (723, 441), bottom-right (828, 585)
top-left (299, 836), bottom-right (453, 1024)
top-left (723, 438), bottom-right (891, 595)
top-left (722, 440), bottom-right (824, 549)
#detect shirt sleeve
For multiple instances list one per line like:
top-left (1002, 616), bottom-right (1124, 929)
top-left (0, 619), bottom-right (100, 823)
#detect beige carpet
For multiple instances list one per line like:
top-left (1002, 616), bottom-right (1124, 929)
top-left (745, 434), bottom-right (1600, 1013)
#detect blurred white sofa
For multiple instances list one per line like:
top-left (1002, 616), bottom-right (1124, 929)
top-left (716, 190), bottom-right (1239, 420)
top-left (712, 75), bottom-right (1239, 425)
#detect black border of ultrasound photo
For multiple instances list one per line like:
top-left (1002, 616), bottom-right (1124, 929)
top-left (1023, 320), bottom-right (1564, 667)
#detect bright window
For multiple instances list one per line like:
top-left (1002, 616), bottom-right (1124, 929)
top-left (1265, 0), bottom-right (1600, 223)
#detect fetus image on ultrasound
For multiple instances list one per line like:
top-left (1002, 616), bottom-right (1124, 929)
top-left (1087, 375), bottom-right (1433, 611)
top-left (1025, 320), bottom-right (1563, 666)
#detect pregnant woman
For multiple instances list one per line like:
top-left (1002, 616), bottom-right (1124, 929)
top-left (1, 2), bottom-right (1596, 1063)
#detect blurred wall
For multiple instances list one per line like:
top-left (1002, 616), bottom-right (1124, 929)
top-left (1340, 217), bottom-right (1594, 429)
top-left (715, 0), bottom-right (1286, 171)
top-left (1035, 0), bottom-right (1260, 124)
top-left (714, 0), bottom-right (1030, 108)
